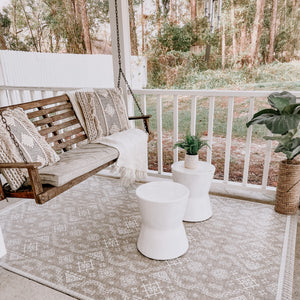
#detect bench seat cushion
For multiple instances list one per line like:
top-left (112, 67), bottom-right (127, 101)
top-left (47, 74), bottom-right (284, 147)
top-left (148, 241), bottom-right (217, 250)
top-left (38, 143), bottom-right (119, 187)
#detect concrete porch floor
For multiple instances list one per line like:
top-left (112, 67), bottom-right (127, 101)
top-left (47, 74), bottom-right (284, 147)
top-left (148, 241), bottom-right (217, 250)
top-left (0, 197), bottom-right (299, 300)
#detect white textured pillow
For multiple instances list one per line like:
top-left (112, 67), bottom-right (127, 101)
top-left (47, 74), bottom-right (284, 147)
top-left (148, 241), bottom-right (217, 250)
top-left (75, 89), bottom-right (129, 141)
top-left (0, 108), bottom-right (60, 190)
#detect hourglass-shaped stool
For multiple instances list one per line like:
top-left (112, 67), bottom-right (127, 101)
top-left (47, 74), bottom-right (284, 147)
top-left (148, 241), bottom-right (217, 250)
top-left (136, 181), bottom-right (189, 260)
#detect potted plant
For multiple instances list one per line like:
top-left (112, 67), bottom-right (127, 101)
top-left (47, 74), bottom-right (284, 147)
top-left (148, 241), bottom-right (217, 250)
top-left (246, 91), bottom-right (300, 214)
top-left (173, 133), bottom-right (210, 169)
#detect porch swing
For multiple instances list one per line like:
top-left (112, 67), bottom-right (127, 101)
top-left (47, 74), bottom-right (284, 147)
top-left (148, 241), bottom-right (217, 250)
top-left (0, 0), bottom-right (152, 204)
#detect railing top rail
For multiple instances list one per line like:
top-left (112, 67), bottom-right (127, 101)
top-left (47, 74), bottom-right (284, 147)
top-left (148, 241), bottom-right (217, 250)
top-left (133, 89), bottom-right (300, 98)
top-left (1, 86), bottom-right (300, 98)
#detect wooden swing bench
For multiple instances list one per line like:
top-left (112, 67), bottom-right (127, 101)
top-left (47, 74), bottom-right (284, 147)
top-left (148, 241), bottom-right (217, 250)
top-left (0, 94), bottom-right (151, 205)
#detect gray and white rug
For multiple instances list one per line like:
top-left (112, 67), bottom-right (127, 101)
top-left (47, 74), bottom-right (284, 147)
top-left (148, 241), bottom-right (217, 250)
top-left (0, 176), bottom-right (297, 300)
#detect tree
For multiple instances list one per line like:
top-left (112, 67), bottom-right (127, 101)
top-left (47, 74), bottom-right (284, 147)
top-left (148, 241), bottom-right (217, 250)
top-left (78, 0), bottom-right (92, 54)
top-left (191, 0), bottom-right (197, 21)
top-left (249, 0), bottom-right (266, 67)
top-left (0, 12), bottom-right (10, 49)
top-left (267, 0), bottom-right (278, 63)
top-left (230, 0), bottom-right (237, 60)
top-left (128, 0), bottom-right (138, 55)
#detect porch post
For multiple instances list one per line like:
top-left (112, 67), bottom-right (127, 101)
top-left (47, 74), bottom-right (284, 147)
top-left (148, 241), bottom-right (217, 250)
top-left (108, 0), bottom-right (134, 117)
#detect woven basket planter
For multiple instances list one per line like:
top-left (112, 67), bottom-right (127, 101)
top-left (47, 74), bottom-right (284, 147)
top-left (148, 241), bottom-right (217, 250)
top-left (275, 160), bottom-right (300, 215)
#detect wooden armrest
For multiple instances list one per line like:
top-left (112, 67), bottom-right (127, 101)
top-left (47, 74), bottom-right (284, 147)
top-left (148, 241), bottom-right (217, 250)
top-left (128, 114), bottom-right (152, 120)
top-left (0, 162), bottom-right (42, 169)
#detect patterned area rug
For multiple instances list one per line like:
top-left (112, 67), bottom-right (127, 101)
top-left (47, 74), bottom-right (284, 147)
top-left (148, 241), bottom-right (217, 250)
top-left (0, 176), bottom-right (297, 300)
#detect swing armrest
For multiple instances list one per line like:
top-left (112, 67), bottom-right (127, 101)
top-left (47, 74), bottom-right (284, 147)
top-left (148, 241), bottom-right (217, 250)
top-left (128, 114), bottom-right (152, 120)
top-left (0, 162), bottom-right (42, 169)
top-left (0, 162), bottom-right (43, 197)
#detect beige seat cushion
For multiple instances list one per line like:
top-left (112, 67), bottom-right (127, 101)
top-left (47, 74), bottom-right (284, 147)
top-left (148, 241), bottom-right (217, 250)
top-left (38, 143), bottom-right (119, 187)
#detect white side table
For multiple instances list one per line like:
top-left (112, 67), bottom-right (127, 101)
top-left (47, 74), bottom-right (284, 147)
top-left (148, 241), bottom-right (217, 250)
top-left (136, 181), bottom-right (189, 260)
top-left (172, 161), bottom-right (215, 222)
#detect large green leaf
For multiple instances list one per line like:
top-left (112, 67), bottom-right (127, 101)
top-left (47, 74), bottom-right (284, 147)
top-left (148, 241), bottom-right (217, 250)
top-left (246, 109), bottom-right (278, 128)
top-left (265, 114), bottom-right (300, 134)
top-left (268, 91), bottom-right (296, 112)
top-left (275, 139), bottom-right (300, 160)
top-left (282, 103), bottom-right (300, 114)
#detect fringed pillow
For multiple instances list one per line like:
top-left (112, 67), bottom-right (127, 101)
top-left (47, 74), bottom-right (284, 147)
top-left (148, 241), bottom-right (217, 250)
top-left (75, 89), bottom-right (129, 141)
top-left (0, 108), bottom-right (60, 190)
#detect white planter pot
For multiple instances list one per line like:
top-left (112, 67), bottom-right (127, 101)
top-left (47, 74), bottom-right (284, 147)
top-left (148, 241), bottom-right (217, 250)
top-left (184, 154), bottom-right (198, 169)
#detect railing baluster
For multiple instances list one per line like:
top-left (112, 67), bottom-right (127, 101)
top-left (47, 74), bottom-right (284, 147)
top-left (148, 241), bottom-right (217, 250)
top-left (157, 95), bottom-right (163, 174)
top-left (262, 134), bottom-right (272, 189)
top-left (173, 95), bottom-right (179, 163)
top-left (190, 95), bottom-right (197, 135)
top-left (207, 96), bottom-right (215, 164)
top-left (242, 97), bottom-right (254, 186)
top-left (224, 97), bottom-right (234, 183)
top-left (141, 94), bottom-right (147, 114)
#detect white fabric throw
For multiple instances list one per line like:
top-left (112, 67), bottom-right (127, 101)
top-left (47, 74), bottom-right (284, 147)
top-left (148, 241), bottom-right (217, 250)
top-left (93, 129), bottom-right (148, 186)
top-left (67, 91), bottom-right (148, 186)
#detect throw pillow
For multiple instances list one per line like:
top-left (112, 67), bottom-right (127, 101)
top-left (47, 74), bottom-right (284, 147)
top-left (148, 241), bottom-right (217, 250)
top-left (0, 108), bottom-right (60, 190)
top-left (75, 89), bottom-right (129, 141)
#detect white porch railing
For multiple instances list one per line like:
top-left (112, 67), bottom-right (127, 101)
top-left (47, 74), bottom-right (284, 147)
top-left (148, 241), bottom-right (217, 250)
top-left (1, 86), bottom-right (300, 203)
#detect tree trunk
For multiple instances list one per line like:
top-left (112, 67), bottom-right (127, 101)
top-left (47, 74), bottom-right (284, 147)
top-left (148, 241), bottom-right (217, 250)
top-left (191, 0), bottom-right (197, 21)
top-left (19, 0), bottom-right (39, 52)
top-left (170, 0), bottom-right (174, 23)
top-left (156, 0), bottom-right (161, 35)
top-left (249, 0), bottom-right (266, 67)
top-left (78, 0), bottom-right (92, 54)
top-left (141, 0), bottom-right (145, 52)
top-left (128, 0), bottom-right (138, 56)
top-left (230, 0), bottom-right (237, 60)
top-left (239, 24), bottom-right (247, 53)
top-left (222, 24), bottom-right (226, 70)
top-left (267, 0), bottom-right (278, 63)
top-left (217, 0), bottom-right (222, 30)
top-left (62, 0), bottom-right (84, 53)
top-left (0, 32), bottom-right (7, 50)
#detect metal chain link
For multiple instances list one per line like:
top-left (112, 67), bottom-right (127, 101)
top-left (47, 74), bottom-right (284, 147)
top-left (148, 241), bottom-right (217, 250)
top-left (0, 111), bottom-right (28, 163)
top-left (114, 0), bottom-right (149, 133)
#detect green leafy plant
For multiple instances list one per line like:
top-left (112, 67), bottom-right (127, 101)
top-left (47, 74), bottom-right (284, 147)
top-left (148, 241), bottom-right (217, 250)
top-left (246, 91), bottom-right (300, 161)
top-left (173, 133), bottom-right (210, 155)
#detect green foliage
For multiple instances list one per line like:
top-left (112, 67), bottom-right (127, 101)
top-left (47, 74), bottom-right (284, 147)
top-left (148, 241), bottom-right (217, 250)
top-left (0, 11), bottom-right (10, 28)
top-left (173, 133), bottom-right (210, 155)
top-left (265, 128), bottom-right (300, 160)
top-left (246, 91), bottom-right (300, 160)
top-left (246, 91), bottom-right (300, 134)
top-left (158, 23), bottom-right (194, 52)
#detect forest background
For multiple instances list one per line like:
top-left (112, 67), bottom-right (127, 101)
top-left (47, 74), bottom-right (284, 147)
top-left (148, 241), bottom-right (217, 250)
top-left (0, 0), bottom-right (299, 90)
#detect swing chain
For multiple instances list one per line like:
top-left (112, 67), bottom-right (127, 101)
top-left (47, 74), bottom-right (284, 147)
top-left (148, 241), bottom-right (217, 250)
top-left (114, 0), bottom-right (149, 134)
top-left (0, 110), bottom-right (28, 163)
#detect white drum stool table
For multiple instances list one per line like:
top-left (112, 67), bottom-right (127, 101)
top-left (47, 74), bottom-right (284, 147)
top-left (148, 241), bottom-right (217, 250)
top-left (172, 161), bottom-right (215, 222)
top-left (136, 181), bottom-right (189, 260)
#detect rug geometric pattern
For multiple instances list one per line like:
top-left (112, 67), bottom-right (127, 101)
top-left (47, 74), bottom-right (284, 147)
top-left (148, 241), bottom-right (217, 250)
top-left (0, 176), bottom-right (297, 300)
